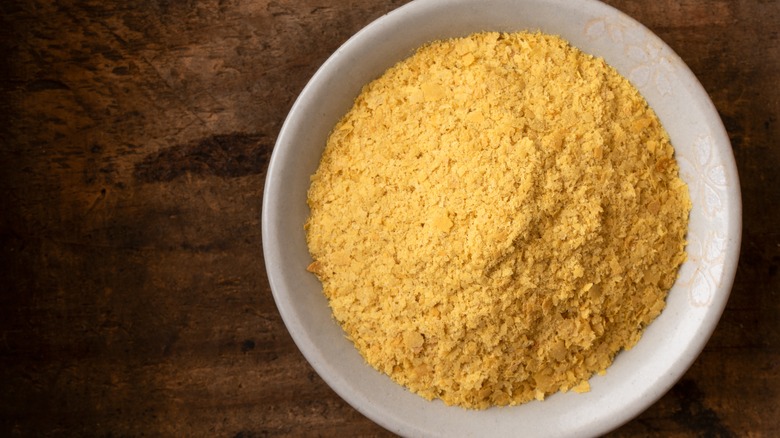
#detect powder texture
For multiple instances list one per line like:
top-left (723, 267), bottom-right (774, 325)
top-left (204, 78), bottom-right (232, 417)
top-left (305, 32), bottom-right (691, 409)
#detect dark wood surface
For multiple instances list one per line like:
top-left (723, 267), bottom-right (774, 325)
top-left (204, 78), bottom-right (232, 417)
top-left (1, 0), bottom-right (777, 436)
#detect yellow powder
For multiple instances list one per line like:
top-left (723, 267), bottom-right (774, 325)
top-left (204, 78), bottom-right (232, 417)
top-left (305, 32), bottom-right (691, 409)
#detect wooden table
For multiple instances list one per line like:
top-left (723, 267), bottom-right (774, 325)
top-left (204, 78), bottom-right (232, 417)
top-left (1, 0), bottom-right (777, 436)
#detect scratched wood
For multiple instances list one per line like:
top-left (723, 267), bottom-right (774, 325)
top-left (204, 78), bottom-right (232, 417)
top-left (0, 0), bottom-right (777, 436)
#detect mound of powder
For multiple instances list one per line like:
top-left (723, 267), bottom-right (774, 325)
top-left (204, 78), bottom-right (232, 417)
top-left (305, 31), bottom-right (691, 409)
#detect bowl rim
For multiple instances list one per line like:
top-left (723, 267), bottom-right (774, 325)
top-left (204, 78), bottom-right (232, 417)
top-left (262, 0), bottom-right (742, 436)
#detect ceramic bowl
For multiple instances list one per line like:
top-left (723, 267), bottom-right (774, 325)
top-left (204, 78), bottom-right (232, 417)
top-left (262, 0), bottom-right (741, 436)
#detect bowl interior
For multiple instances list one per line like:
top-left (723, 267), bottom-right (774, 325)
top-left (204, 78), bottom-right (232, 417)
top-left (262, 0), bottom-right (741, 436)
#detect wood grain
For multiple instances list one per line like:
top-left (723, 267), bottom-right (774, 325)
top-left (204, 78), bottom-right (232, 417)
top-left (0, 0), bottom-right (777, 436)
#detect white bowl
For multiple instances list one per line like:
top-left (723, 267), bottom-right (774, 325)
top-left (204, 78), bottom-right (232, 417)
top-left (262, 0), bottom-right (742, 436)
